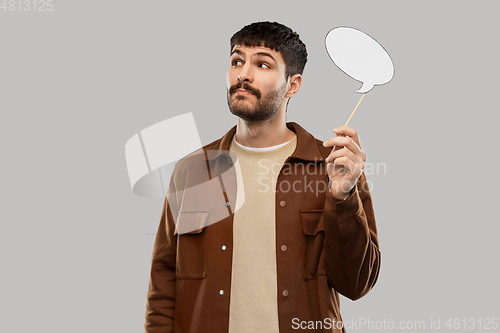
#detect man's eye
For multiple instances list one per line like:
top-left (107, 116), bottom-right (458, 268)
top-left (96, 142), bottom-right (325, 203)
top-left (232, 60), bottom-right (243, 66)
top-left (259, 63), bottom-right (270, 69)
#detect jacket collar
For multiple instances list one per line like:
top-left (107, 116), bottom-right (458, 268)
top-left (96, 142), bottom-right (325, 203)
top-left (203, 122), bottom-right (325, 163)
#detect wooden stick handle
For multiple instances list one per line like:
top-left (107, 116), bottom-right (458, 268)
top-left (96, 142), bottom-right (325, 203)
top-left (333, 93), bottom-right (367, 147)
top-left (344, 93), bottom-right (366, 127)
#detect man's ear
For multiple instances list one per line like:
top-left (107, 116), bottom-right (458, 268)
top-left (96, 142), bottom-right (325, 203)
top-left (285, 74), bottom-right (302, 98)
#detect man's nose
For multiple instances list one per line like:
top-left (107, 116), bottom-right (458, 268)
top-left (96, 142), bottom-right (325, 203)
top-left (237, 63), bottom-right (254, 83)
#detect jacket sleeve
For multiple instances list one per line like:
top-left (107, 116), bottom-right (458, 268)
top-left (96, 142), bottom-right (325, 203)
top-left (144, 180), bottom-right (178, 333)
top-left (322, 171), bottom-right (381, 300)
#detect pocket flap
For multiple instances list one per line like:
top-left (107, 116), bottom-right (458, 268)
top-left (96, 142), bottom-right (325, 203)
top-left (301, 210), bottom-right (324, 236)
top-left (174, 210), bottom-right (210, 235)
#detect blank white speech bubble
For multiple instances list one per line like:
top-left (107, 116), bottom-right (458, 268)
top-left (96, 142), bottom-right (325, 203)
top-left (325, 27), bottom-right (394, 93)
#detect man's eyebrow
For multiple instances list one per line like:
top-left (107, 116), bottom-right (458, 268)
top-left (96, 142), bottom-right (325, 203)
top-left (254, 52), bottom-right (277, 63)
top-left (230, 49), bottom-right (244, 57)
top-left (230, 49), bottom-right (277, 63)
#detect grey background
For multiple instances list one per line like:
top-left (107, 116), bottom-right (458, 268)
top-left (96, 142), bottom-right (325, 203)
top-left (1, 0), bottom-right (499, 332)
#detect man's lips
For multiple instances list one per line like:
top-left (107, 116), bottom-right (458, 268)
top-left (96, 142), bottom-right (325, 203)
top-left (235, 89), bottom-right (254, 96)
top-left (229, 83), bottom-right (261, 98)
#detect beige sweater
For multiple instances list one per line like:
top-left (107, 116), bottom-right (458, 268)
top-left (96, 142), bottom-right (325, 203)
top-left (228, 134), bottom-right (297, 333)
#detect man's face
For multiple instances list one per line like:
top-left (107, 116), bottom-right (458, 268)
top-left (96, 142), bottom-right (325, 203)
top-left (226, 45), bottom-right (289, 122)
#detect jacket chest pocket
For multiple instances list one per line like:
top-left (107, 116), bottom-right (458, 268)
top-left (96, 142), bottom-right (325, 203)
top-left (174, 210), bottom-right (210, 279)
top-left (301, 210), bottom-right (326, 280)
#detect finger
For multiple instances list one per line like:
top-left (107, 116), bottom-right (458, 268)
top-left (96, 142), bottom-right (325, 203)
top-left (333, 132), bottom-right (347, 152)
top-left (333, 126), bottom-right (362, 149)
top-left (333, 141), bottom-right (367, 164)
top-left (332, 155), bottom-right (364, 177)
top-left (325, 147), bottom-right (366, 171)
top-left (333, 156), bottom-right (356, 174)
top-left (323, 136), bottom-right (366, 162)
top-left (326, 160), bottom-right (346, 177)
top-left (328, 148), bottom-right (366, 174)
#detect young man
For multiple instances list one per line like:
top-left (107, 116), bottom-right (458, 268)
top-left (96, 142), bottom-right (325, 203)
top-left (145, 22), bottom-right (380, 333)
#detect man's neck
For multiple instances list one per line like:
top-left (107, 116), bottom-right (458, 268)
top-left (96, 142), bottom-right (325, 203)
top-left (234, 115), bottom-right (295, 148)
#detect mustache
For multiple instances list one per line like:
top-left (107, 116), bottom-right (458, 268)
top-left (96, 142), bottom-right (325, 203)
top-left (229, 82), bottom-right (262, 99)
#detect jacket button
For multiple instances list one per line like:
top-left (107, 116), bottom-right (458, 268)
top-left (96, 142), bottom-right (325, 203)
top-left (225, 201), bottom-right (230, 207)
top-left (219, 290), bottom-right (224, 296)
top-left (281, 245), bottom-right (287, 252)
top-left (221, 245), bottom-right (227, 251)
top-left (279, 200), bottom-right (286, 207)
top-left (338, 206), bottom-right (344, 213)
top-left (282, 290), bottom-right (289, 297)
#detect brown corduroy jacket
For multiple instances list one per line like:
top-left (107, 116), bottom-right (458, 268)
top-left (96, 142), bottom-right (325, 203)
top-left (144, 122), bottom-right (381, 333)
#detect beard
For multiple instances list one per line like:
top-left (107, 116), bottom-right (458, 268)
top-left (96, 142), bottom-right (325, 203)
top-left (227, 81), bottom-right (288, 122)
